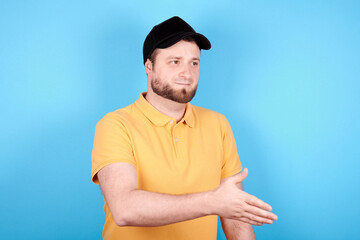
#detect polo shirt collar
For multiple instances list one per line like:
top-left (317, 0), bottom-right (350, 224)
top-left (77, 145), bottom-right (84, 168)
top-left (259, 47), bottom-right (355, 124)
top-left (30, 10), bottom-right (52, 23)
top-left (183, 102), bottom-right (195, 128)
top-left (135, 92), bottom-right (195, 128)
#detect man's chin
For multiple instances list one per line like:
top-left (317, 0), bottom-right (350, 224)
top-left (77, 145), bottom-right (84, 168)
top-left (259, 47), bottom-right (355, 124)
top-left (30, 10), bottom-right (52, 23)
top-left (170, 90), bottom-right (197, 103)
top-left (151, 80), bottom-right (197, 103)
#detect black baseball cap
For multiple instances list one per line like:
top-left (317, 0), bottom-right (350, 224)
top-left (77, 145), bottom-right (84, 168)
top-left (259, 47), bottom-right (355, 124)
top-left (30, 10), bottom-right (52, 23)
top-left (143, 16), bottom-right (211, 64)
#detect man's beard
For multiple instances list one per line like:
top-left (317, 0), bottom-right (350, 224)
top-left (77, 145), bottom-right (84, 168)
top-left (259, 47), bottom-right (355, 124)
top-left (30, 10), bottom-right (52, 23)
top-left (151, 77), bottom-right (198, 103)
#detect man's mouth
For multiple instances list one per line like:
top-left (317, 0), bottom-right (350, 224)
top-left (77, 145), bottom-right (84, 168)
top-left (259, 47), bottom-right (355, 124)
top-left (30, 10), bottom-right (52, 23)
top-left (174, 80), bottom-right (192, 86)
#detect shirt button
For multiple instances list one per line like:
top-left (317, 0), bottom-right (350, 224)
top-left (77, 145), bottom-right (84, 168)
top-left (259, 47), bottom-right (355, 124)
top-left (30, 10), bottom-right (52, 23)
top-left (174, 138), bottom-right (179, 142)
top-left (169, 120), bottom-right (174, 124)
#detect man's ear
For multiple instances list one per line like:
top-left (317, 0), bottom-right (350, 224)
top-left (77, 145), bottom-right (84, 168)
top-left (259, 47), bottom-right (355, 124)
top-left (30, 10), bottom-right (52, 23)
top-left (145, 59), bottom-right (153, 75)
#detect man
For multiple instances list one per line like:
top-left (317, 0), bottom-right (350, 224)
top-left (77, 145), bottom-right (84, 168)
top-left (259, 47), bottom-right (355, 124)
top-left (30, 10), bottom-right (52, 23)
top-left (91, 16), bottom-right (278, 240)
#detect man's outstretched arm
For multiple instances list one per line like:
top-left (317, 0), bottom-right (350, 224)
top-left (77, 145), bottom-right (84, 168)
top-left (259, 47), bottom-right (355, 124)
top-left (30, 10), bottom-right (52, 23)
top-left (97, 163), bottom-right (277, 227)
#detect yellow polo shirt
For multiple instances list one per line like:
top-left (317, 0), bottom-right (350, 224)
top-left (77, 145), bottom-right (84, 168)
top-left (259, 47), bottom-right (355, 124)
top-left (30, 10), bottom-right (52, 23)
top-left (91, 92), bottom-right (242, 240)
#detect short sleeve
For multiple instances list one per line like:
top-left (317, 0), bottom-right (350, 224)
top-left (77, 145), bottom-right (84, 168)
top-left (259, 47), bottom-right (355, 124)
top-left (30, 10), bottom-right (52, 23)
top-left (220, 115), bottom-right (243, 180)
top-left (91, 113), bottom-right (136, 184)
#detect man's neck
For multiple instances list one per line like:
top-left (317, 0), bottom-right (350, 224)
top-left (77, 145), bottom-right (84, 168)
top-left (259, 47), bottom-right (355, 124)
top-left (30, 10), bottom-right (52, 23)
top-left (145, 91), bottom-right (187, 123)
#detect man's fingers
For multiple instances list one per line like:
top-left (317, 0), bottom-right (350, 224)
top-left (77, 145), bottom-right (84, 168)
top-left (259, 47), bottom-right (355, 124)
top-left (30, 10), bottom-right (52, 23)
top-left (245, 205), bottom-right (278, 221)
top-left (242, 212), bottom-right (274, 225)
top-left (238, 217), bottom-right (263, 226)
top-left (245, 194), bottom-right (273, 212)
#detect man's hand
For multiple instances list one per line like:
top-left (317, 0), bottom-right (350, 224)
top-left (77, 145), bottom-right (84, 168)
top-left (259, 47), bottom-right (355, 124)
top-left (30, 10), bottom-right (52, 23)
top-left (210, 168), bottom-right (278, 226)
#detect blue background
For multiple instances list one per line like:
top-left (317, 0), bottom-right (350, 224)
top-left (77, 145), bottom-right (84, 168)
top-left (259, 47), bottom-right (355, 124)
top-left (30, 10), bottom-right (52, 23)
top-left (1, 0), bottom-right (359, 239)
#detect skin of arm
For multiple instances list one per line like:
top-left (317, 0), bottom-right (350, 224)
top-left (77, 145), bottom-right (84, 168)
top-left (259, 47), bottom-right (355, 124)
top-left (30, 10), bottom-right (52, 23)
top-left (97, 162), bottom-right (278, 227)
top-left (220, 181), bottom-right (256, 240)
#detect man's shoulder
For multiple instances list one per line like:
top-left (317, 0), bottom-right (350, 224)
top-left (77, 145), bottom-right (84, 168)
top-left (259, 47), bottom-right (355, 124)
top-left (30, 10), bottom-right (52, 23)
top-left (97, 102), bottom-right (138, 126)
top-left (191, 104), bottom-right (234, 137)
top-left (191, 104), bottom-right (227, 121)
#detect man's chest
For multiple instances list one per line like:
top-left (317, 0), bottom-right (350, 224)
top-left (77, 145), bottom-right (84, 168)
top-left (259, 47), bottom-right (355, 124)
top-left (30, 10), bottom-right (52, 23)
top-left (128, 123), bottom-right (223, 194)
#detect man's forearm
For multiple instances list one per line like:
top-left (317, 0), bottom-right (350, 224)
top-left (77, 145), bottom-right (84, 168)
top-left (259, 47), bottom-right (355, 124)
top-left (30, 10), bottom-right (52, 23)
top-left (113, 189), bottom-right (214, 227)
top-left (221, 217), bottom-right (256, 240)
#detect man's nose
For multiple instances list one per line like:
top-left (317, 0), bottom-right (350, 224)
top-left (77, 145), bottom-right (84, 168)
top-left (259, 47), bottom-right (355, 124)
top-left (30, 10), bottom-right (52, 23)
top-left (179, 64), bottom-right (192, 78)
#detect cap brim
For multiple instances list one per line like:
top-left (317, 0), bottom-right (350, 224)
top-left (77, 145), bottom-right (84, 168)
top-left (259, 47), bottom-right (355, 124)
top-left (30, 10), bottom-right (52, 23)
top-left (157, 32), bottom-right (211, 50)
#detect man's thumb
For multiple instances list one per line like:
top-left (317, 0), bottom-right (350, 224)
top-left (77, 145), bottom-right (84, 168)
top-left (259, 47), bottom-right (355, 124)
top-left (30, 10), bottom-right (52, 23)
top-left (234, 168), bottom-right (248, 183)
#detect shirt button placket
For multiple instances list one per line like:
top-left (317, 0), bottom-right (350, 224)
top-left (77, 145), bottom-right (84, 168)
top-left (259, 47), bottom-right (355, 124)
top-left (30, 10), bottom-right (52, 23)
top-left (169, 119), bottom-right (179, 157)
top-left (172, 122), bottom-right (181, 159)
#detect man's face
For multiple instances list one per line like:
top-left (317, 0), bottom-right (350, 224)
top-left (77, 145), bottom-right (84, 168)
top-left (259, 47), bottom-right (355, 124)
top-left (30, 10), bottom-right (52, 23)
top-left (147, 40), bottom-right (201, 103)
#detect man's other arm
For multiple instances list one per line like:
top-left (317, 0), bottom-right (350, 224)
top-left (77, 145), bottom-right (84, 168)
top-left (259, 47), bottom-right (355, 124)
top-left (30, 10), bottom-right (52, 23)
top-left (220, 181), bottom-right (256, 240)
top-left (97, 163), bottom-right (277, 227)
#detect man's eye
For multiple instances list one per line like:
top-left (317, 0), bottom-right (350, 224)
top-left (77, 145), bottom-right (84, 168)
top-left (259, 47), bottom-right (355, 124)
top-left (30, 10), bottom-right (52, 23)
top-left (171, 60), bottom-right (179, 64)
top-left (192, 62), bottom-right (199, 66)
